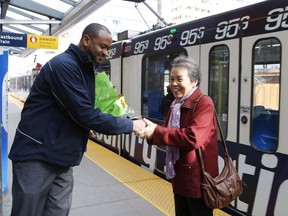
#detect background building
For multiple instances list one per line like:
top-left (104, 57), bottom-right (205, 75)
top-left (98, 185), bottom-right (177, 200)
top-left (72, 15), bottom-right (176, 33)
top-left (159, 0), bottom-right (265, 24)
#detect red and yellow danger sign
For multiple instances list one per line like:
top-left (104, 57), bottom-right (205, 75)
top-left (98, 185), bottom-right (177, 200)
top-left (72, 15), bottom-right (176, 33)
top-left (27, 34), bottom-right (58, 49)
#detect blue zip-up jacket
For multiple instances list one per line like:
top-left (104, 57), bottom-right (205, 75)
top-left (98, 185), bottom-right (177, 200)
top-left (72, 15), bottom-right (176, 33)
top-left (8, 44), bottom-right (133, 166)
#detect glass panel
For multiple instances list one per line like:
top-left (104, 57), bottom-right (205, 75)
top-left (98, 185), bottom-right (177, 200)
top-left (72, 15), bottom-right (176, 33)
top-left (8, 6), bottom-right (48, 20)
top-left (142, 50), bottom-right (186, 121)
top-left (98, 59), bottom-right (111, 78)
top-left (32, 0), bottom-right (72, 13)
top-left (209, 45), bottom-right (229, 138)
top-left (251, 38), bottom-right (280, 153)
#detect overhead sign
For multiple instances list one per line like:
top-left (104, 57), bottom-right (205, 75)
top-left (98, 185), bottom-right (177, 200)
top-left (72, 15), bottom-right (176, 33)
top-left (27, 34), bottom-right (58, 49)
top-left (0, 32), bottom-right (27, 47)
top-left (0, 32), bottom-right (58, 50)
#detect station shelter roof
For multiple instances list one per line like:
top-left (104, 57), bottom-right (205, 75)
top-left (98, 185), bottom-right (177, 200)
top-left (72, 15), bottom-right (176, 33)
top-left (0, 0), bottom-right (110, 57)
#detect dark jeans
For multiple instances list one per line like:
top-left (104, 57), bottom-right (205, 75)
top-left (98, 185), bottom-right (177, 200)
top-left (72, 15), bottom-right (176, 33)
top-left (11, 160), bottom-right (73, 216)
top-left (174, 193), bottom-right (213, 216)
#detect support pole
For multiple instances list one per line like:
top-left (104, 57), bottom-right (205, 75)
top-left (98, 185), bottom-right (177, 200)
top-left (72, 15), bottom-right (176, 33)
top-left (0, 49), bottom-right (9, 216)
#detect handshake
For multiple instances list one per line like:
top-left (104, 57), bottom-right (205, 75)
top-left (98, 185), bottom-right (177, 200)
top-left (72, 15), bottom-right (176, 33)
top-left (132, 118), bottom-right (157, 139)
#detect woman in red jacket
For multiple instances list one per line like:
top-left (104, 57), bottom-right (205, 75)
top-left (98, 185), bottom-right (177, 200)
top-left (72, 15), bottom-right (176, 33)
top-left (138, 56), bottom-right (219, 216)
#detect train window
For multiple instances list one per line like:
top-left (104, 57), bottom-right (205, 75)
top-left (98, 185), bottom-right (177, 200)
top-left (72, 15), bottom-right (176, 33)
top-left (251, 38), bottom-right (280, 153)
top-left (142, 50), bottom-right (187, 121)
top-left (97, 59), bottom-right (111, 78)
top-left (208, 45), bottom-right (229, 139)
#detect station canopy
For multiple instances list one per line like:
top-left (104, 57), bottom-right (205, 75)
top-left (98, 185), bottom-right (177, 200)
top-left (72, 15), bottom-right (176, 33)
top-left (0, 0), bottom-right (110, 57)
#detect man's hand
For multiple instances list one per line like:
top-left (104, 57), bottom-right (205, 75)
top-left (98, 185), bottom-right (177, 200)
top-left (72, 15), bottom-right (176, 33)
top-left (137, 118), bottom-right (157, 139)
top-left (132, 119), bottom-right (146, 134)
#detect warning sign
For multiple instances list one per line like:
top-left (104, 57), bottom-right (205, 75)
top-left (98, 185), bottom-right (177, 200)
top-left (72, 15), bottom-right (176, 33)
top-left (27, 34), bottom-right (58, 49)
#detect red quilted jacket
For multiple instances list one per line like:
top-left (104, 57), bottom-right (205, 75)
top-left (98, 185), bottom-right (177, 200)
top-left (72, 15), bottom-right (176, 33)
top-left (149, 87), bottom-right (219, 198)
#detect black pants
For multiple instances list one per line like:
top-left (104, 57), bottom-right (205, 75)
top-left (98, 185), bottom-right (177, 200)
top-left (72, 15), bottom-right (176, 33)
top-left (174, 193), bottom-right (213, 216)
top-left (11, 160), bottom-right (73, 216)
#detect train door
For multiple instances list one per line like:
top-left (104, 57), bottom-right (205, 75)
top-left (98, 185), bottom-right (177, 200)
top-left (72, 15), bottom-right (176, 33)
top-left (108, 58), bottom-right (121, 93)
top-left (200, 36), bottom-right (243, 215)
top-left (122, 53), bottom-right (144, 118)
top-left (239, 30), bottom-right (287, 215)
top-left (106, 41), bottom-right (125, 93)
top-left (200, 38), bottom-right (240, 160)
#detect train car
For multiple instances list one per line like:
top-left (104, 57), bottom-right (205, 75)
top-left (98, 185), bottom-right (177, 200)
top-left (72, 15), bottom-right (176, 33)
top-left (90, 0), bottom-right (288, 215)
top-left (9, 62), bottom-right (42, 92)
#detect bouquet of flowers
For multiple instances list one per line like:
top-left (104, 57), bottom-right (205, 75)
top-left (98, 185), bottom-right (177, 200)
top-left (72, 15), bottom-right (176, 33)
top-left (95, 71), bottom-right (128, 117)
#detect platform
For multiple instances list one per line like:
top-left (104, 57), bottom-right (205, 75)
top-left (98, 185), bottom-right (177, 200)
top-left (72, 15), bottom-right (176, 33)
top-left (3, 95), bottom-right (166, 216)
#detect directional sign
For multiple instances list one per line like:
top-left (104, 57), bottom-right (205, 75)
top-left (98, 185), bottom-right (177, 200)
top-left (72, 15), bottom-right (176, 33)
top-left (0, 32), bottom-right (58, 50)
top-left (0, 32), bottom-right (27, 47)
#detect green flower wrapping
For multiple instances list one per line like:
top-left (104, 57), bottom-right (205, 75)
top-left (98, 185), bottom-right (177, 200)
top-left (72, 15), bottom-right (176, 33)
top-left (95, 72), bottom-right (127, 116)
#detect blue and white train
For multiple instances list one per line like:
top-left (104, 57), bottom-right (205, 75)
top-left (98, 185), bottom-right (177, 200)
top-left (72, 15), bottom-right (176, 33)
top-left (91, 0), bottom-right (288, 215)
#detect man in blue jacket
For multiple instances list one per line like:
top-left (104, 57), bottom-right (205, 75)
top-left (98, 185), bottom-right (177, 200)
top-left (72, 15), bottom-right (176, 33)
top-left (8, 23), bottom-right (145, 216)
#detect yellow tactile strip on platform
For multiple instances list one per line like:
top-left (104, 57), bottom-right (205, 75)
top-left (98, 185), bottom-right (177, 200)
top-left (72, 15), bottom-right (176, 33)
top-left (85, 140), bottom-right (175, 216)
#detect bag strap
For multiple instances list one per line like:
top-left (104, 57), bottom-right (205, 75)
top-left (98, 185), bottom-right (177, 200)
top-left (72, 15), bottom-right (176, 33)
top-left (213, 109), bottom-right (229, 156)
top-left (193, 94), bottom-right (229, 171)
